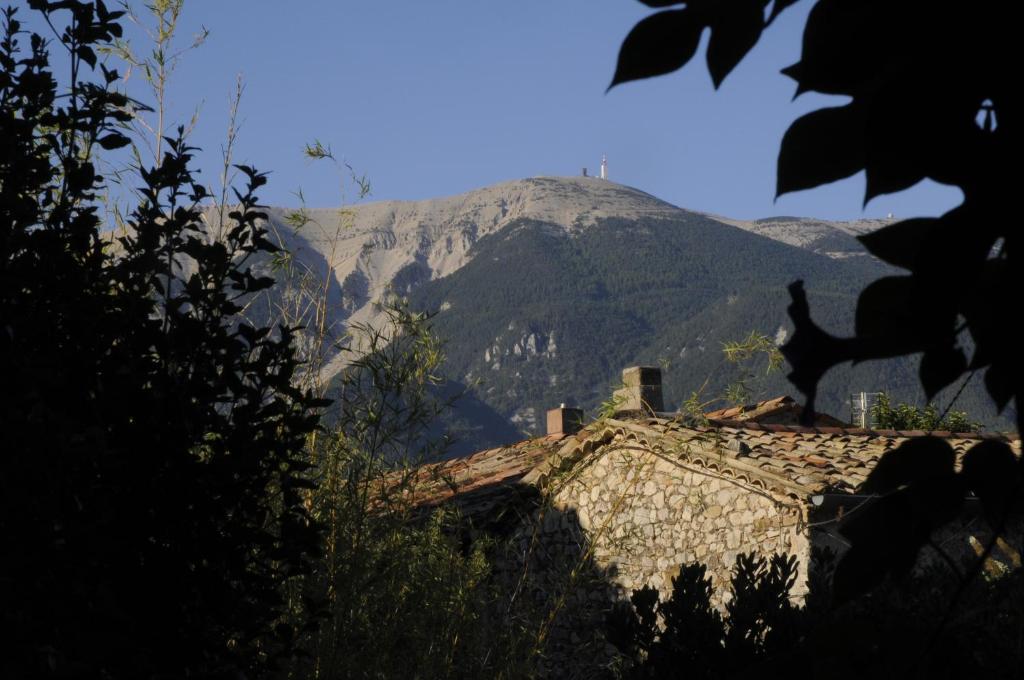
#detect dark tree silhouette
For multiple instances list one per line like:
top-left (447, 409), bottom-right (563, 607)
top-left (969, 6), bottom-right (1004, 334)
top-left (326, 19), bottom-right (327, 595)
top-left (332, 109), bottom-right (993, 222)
top-left (611, 0), bottom-right (1019, 602)
top-left (1, 2), bottom-right (325, 677)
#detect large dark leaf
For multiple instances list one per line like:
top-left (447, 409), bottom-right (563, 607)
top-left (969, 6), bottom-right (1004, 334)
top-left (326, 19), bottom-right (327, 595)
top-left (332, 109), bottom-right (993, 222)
top-left (917, 209), bottom-right (997, 282)
top-left (863, 82), bottom-right (933, 202)
top-left (857, 217), bottom-right (936, 270)
top-left (776, 102), bottom-right (864, 196)
top-left (919, 343), bottom-right (967, 401)
top-left (609, 9), bottom-right (706, 89)
top-left (781, 0), bottom-right (884, 96)
top-left (961, 440), bottom-right (1020, 528)
top-left (780, 280), bottom-right (846, 419)
top-left (853, 277), bottom-right (920, 343)
top-left (984, 363), bottom-right (1017, 414)
top-left (964, 259), bottom-right (1009, 370)
top-left (706, 0), bottom-right (764, 88)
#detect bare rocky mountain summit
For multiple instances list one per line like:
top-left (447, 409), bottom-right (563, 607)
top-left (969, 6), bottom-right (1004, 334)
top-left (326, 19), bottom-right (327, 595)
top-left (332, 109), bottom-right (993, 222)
top-left (708, 213), bottom-right (892, 259)
top-left (239, 176), bottom-right (884, 379)
top-left (189, 176), bottom-right (1011, 448)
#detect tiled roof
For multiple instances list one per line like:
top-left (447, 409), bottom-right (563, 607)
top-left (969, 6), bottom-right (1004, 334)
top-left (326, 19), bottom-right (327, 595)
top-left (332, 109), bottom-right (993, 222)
top-left (391, 433), bottom-right (570, 517)
top-left (535, 417), bottom-right (1020, 501)
top-left (398, 402), bottom-right (1021, 516)
top-left (705, 395), bottom-right (849, 427)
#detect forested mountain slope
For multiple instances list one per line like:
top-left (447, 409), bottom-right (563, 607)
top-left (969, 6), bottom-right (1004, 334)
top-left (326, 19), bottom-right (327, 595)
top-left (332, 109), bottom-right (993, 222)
top-left (258, 177), bottom-right (1009, 454)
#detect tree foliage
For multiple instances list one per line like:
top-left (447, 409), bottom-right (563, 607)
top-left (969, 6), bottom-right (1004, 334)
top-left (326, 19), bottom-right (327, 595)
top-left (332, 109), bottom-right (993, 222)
top-left (870, 392), bottom-right (981, 433)
top-left (1, 3), bottom-right (324, 676)
top-left (611, 0), bottom-right (1019, 603)
top-left (286, 300), bottom-right (531, 679)
top-left (406, 210), bottom-right (971, 446)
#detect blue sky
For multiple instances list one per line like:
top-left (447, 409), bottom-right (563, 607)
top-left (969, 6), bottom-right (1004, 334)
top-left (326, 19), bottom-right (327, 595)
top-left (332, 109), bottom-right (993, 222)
top-left (43, 1), bottom-right (963, 220)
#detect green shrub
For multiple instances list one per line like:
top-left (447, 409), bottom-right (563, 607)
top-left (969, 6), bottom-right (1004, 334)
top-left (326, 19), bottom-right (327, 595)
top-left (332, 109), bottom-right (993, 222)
top-left (1, 3), bottom-right (323, 676)
top-left (870, 392), bottom-right (981, 432)
top-left (286, 301), bottom-right (532, 679)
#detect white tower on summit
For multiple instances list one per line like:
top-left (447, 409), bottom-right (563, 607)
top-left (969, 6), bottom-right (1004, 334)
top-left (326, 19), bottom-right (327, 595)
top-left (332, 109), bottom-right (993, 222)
top-left (600, 155), bottom-right (608, 180)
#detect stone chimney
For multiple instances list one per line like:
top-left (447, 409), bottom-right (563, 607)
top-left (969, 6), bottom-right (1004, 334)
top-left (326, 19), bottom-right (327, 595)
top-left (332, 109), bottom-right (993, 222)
top-left (547, 403), bottom-right (584, 435)
top-left (613, 366), bottom-right (664, 414)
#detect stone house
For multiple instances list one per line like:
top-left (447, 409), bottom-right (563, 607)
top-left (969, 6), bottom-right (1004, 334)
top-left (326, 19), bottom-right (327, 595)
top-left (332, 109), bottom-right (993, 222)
top-left (402, 366), bottom-right (1021, 676)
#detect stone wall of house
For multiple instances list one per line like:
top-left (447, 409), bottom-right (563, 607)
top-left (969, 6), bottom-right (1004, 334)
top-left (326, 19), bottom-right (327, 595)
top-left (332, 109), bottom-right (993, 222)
top-left (549, 441), bottom-right (810, 607)
top-left (496, 503), bottom-right (623, 680)
top-left (494, 438), bottom-right (811, 678)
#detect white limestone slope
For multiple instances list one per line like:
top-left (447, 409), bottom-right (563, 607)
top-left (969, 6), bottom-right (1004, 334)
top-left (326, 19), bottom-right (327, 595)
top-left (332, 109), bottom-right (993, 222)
top-left (263, 176), bottom-right (681, 293)
top-left (254, 176), bottom-right (686, 377)
top-left (707, 214), bottom-right (891, 259)
top-left (245, 175), bottom-right (885, 379)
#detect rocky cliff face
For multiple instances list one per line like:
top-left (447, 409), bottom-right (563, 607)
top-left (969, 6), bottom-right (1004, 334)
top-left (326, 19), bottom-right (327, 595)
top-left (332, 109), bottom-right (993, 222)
top-left (195, 176), bottom-right (1009, 451)
top-left (248, 176), bottom-right (883, 380)
top-left (260, 177), bottom-right (680, 303)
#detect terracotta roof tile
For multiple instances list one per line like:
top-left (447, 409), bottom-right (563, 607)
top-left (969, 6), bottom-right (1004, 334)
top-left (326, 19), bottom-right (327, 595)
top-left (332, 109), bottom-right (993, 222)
top-left (706, 396), bottom-right (851, 428)
top-left (388, 433), bottom-right (568, 515)
top-left (398, 407), bottom-right (1021, 515)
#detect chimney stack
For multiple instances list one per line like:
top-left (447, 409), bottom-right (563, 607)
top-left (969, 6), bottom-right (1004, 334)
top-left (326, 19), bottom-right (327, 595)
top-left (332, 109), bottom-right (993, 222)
top-left (547, 403), bottom-right (584, 435)
top-left (613, 366), bottom-right (664, 414)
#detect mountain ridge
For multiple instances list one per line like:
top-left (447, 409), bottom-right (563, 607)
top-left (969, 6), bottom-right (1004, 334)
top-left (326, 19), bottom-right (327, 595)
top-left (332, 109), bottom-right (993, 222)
top-left (228, 176), bottom-right (1009, 453)
top-left (247, 176), bottom-right (890, 371)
